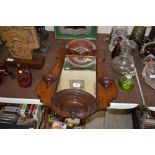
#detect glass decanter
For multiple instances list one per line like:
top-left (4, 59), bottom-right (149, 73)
top-left (109, 26), bottom-right (129, 52)
top-left (111, 45), bottom-right (135, 75)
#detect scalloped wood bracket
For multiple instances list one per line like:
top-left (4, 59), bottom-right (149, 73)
top-left (36, 48), bottom-right (65, 108)
top-left (96, 48), bottom-right (118, 110)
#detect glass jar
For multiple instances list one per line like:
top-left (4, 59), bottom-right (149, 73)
top-left (111, 45), bottom-right (135, 75)
top-left (118, 73), bottom-right (136, 91)
top-left (17, 65), bottom-right (32, 88)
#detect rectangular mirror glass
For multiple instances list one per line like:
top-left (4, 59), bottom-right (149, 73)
top-left (58, 55), bottom-right (96, 97)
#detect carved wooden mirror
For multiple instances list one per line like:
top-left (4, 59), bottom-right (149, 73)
top-left (36, 39), bottom-right (117, 119)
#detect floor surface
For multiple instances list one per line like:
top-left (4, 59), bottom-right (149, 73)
top-left (84, 109), bottom-right (133, 129)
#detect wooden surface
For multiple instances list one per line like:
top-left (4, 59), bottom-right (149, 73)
top-left (132, 51), bottom-right (155, 107)
top-left (0, 32), bottom-right (143, 106)
top-left (96, 36), bottom-right (143, 105)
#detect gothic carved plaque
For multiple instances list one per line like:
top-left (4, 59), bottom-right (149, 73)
top-left (0, 26), bottom-right (40, 60)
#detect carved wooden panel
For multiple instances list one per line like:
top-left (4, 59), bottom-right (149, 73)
top-left (0, 26), bottom-right (40, 60)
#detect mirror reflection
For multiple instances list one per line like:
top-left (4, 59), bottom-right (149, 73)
top-left (58, 55), bottom-right (96, 97)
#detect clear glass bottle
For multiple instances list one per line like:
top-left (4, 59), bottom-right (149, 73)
top-left (118, 72), bottom-right (136, 91)
top-left (111, 45), bottom-right (135, 75)
top-left (109, 26), bottom-right (129, 52)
